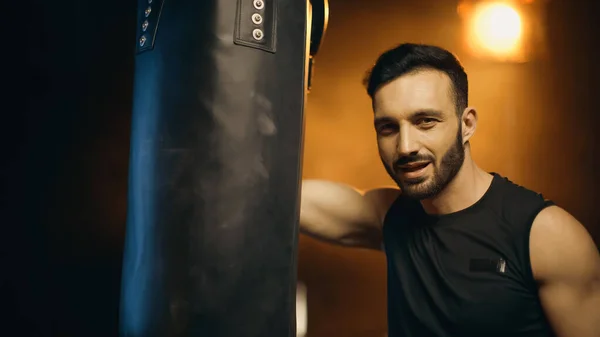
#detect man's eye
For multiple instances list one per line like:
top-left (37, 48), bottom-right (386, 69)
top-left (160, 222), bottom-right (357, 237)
top-left (377, 124), bottom-right (398, 136)
top-left (417, 118), bottom-right (438, 127)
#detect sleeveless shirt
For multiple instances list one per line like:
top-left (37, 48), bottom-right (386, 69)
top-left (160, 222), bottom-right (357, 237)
top-left (382, 173), bottom-right (555, 337)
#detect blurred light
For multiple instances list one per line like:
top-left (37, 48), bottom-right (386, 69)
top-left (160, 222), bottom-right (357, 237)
top-left (471, 3), bottom-right (522, 55)
top-left (296, 282), bottom-right (307, 337)
top-left (458, 0), bottom-right (551, 63)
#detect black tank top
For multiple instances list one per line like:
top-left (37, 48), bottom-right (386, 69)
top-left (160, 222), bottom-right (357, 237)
top-left (382, 173), bottom-right (555, 337)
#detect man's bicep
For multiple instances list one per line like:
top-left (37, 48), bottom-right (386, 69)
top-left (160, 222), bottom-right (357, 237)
top-left (530, 206), bottom-right (600, 337)
top-left (538, 275), bottom-right (600, 337)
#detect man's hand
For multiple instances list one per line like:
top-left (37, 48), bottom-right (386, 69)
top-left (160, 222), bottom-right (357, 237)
top-left (530, 205), bottom-right (600, 337)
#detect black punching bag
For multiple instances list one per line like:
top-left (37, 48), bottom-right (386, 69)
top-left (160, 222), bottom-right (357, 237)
top-left (119, 0), bottom-right (310, 336)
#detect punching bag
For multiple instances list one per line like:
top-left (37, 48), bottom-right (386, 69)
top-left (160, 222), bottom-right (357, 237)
top-left (119, 0), bottom-right (310, 336)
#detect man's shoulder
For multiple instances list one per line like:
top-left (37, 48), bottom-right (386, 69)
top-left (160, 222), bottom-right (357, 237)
top-left (364, 187), bottom-right (401, 224)
top-left (530, 205), bottom-right (599, 282)
top-left (491, 173), bottom-right (553, 218)
top-left (493, 173), bottom-right (544, 198)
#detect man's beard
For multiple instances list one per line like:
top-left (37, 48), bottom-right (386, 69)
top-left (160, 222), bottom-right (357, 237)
top-left (383, 129), bottom-right (465, 200)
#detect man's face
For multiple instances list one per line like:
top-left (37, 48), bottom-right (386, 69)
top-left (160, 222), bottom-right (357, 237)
top-left (373, 69), bottom-right (465, 200)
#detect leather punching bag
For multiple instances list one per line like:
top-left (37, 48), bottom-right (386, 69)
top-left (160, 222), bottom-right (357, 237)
top-left (119, 0), bottom-right (309, 336)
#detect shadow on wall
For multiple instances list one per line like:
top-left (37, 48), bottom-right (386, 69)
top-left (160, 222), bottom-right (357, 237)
top-left (298, 0), bottom-right (600, 336)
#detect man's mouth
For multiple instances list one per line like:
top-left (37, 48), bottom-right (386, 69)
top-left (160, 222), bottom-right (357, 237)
top-left (398, 161), bottom-right (431, 173)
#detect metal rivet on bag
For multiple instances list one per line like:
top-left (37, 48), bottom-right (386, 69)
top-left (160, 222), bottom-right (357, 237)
top-left (139, 35), bottom-right (147, 46)
top-left (144, 7), bottom-right (152, 17)
top-left (252, 29), bottom-right (264, 41)
top-left (253, 0), bottom-right (264, 10)
top-left (142, 20), bottom-right (149, 31)
top-left (251, 13), bottom-right (263, 24)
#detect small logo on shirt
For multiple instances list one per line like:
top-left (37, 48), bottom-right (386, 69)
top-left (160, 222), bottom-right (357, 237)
top-left (469, 258), bottom-right (507, 273)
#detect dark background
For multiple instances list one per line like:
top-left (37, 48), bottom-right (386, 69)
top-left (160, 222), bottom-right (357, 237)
top-left (6, 0), bottom-right (599, 336)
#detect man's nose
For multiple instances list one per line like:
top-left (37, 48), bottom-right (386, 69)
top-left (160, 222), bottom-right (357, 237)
top-left (396, 127), bottom-right (420, 157)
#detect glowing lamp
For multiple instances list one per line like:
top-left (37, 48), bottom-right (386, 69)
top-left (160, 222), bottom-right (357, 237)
top-left (472, 3), bottom-right (523, 55)
top-left (459, 0), bottom-right (549, 63)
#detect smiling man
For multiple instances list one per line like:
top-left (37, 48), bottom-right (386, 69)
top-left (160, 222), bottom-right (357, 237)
top-left (300, 43), bottom-right (600, 337)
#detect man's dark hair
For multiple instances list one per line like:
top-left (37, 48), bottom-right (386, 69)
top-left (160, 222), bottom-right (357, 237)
top-left (364, 43), bottom-right (468, 114)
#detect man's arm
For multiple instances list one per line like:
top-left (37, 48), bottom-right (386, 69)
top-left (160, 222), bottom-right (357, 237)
top-left (530, 205), bottom-right (600, 337)
top-left (300, 179), bottom-right (400, 250)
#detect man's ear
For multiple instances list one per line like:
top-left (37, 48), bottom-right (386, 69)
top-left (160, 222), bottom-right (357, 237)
top-left (461, 107), bottom-right (478, 144)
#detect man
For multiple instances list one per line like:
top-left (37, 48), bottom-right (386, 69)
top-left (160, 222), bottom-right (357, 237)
top-left (300, 43), bottom-right (600, 337)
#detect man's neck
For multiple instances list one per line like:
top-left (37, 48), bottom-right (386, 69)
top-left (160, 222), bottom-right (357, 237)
top-left (420, 157), bottom-right (493, 215)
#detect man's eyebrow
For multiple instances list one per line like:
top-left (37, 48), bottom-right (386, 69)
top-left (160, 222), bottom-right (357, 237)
top-left (410, 109), bottom-right (445, 119)
top-left (374, 116), bottom-right (396, 125)
top-left (374, 109), bottom-right (445, 124)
